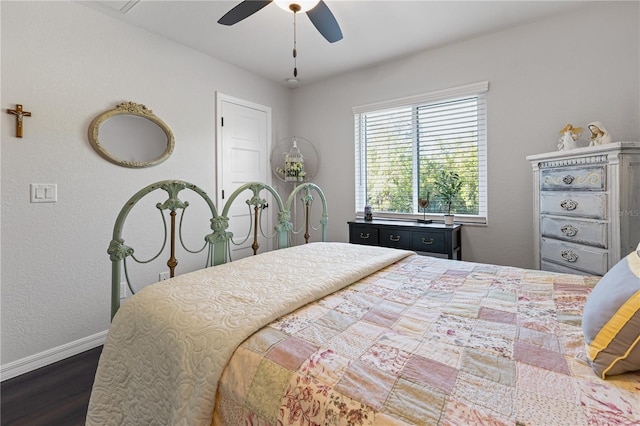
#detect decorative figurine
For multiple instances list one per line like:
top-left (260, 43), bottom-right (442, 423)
top-left (364, 205), bottom-right (373, 221)
top-left (587, 121), bottom-right (612, 146)
top-left (417, 193), bottom-right (432, 223)
top-left (558, 124), bottom-right (583, 151)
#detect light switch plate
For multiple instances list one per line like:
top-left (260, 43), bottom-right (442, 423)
top-left (30, 184), bottom-right (57, 203)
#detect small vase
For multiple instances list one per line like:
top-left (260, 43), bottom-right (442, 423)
top-left (444, 214), bottom-right (454, 226)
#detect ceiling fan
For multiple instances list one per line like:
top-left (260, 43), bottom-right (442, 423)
top-left (218, 0), bottom-right (343, 44)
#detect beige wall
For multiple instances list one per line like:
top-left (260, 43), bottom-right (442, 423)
top-left (290, 1), bottom-right (640, 268)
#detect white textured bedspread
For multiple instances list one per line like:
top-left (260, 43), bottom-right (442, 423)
top-left (86, 242), bottom-right (412, 425)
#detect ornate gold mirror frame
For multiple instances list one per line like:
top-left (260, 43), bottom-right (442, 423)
top-left (88, 101), bottom-right (175, 168)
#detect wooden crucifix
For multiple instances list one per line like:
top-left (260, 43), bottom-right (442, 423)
top-left (7, 104), bottom-right (32, 138)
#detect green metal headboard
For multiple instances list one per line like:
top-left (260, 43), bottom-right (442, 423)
top-left (108, 180), bottom-right (328, 319)
top-left (286, 183), bottom-right (328, 243)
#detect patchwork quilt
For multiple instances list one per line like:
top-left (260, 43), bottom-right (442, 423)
top-left (214, 254), bottom-right (640, 425)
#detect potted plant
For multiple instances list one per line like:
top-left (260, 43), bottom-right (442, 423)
top-left (434, 170), bottom-right (462, 225)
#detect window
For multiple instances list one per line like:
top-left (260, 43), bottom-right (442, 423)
top-left (354, 82), bottom-right (488, 224)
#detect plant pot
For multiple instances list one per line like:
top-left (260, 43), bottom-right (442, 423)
top-left (444, 214), bottom-right (454, 226)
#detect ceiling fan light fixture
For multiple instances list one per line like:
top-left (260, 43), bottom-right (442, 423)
top-left (274, 0), bottom-right (320, 14)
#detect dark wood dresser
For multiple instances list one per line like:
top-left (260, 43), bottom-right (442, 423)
top-left (348, 219), bottom-right (462, 260)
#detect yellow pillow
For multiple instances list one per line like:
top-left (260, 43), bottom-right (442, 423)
top-left (582, 247), bottom-right (640, 379)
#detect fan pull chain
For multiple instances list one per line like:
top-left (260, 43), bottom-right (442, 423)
top-left (292, 10), bottom-right (298, 77)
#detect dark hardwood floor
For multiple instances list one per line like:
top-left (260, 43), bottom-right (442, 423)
top-left (1, 346), bottom-right (102, 426)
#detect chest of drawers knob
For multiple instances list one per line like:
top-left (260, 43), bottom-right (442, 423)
top-left (360, 232), bottom-right (370, 239)
top-left (561, 250), bottom-right (579, 262)
top-left (389, 235), bottom-right (400, 242)
top-left (560, 224), bottom-right (579, 237)
top-left (560, 199), bottom-right (578, 211)
top-left (562, 175), bottom-right (575, 184)
top-left (421, 238), bottom-right (434, 245)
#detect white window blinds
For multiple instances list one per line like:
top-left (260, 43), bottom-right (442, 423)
top-left (354, 82), bottom-right (488, 223)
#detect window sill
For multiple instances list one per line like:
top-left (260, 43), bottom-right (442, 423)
top-left (355, 212), bottom-right (487, 227)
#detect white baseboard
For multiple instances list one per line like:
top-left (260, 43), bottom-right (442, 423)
top-left (0, 330), bottom-right (108, 382)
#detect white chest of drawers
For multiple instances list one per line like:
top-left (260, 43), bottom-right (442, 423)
top-left (527, 142), bottom-right (640, 276)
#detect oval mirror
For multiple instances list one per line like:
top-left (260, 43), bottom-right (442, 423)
top-left (88, 102), bottom-right (175, 168)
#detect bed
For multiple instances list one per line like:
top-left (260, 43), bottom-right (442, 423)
top-left (87, 180), bottom-right (640, 425)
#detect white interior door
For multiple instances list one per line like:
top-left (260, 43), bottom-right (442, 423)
top-left (216, 93), bottom-right (272, 260)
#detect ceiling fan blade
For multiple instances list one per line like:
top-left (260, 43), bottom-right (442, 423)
top-left (306, 0), bottom-right (343, 43)
top-left (218, 0), bottom-right (272, 26)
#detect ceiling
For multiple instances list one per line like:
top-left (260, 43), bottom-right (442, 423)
top-left (79, 0), bottom-right (590, 87)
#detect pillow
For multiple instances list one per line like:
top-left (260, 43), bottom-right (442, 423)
top-left (582, 245), bottom-right (640, 379)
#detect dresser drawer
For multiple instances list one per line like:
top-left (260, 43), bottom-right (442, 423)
top-left (380, 229), bottom-right (412, 249)
top-left (540, 192), bottom-right (607, 219)
top-left (541, 216), bottom-right (607, 248)
top-left (541, 165), bottom-right (606, 191)
top-left (412, 230), bottom-right (445, 253)
top-left (541, 260), bottom-right (595, 276)
top-left (540, 238), bottom-right (607, 275)
top-left (350, 226), bottom-right (379, 245)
